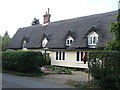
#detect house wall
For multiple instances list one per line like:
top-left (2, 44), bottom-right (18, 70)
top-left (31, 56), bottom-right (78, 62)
top-left (19, 48), bottom-right (88, 68)
top-left (51, 51), bottom-right (88, 68)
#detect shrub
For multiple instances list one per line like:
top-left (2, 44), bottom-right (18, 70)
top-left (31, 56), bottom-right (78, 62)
top-left (66, 80), bottom-right (94, 88)
top-left (43, 53), bottom-right (51, 65)
top-left (2, 51), bottom-right (47, 73)
top-left (88, 51), bottom-right (120, 89)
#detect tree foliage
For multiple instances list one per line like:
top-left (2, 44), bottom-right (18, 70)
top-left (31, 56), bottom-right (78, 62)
top-left (31, 18), bottom-right (40, 26)
top-left (88, 51), bottom-right (120, 89)
top-left (2, 31), bottom-right (11, 51)
top-left (105, 9), bottom-right (120, 51)
top-left (0, 35), bottom-right (2, 51)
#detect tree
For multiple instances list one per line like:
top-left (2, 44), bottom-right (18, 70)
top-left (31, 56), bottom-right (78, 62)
top-left (105, 9), bottom-right (120, 51)
top-left (0, 35), bottom-right (2, 51)
top-left (2, 31), bottom-right (11, 51)
top-left (31, 18), bottom-right (40, 26)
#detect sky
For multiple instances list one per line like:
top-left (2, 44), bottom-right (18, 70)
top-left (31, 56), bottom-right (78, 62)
top-left (0, 0), bottom-right (119, 37)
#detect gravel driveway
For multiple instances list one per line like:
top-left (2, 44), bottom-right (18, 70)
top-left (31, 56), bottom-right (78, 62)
top-left (37, 71), bottom-right (90, 84)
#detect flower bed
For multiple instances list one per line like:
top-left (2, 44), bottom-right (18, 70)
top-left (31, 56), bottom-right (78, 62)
top-left (41, 65), bottom-right (72, 75)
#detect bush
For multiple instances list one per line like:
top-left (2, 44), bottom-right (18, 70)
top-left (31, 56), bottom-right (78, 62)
top-left (66, 80), bottom-right (95, 88)
top-left (43, 53), bottom-right (51, 65)
top-left (88, 51), bottom-right (120, 89)
top-left (2, 51), bottom-right (47, 73)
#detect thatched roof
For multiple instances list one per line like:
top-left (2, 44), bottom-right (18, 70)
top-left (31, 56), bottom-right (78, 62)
top-left (7, 11), bottom-right (117, 50)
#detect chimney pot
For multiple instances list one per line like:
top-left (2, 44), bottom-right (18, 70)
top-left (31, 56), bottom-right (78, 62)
top-left (48, 8), bottom-right (50, 14)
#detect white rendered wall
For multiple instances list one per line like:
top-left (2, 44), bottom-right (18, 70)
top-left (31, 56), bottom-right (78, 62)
top-left (51, 51), bottom-right (88, 68)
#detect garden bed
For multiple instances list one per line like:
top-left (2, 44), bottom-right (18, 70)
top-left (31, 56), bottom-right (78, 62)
top-left (41, 65), bottom-right (72, 75)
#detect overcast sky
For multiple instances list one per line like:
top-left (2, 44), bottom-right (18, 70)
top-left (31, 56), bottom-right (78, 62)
top-left (0, 0), bottom-right (119, 37)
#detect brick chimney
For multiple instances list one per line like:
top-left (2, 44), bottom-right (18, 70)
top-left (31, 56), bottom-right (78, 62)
top-left (43, 8), bottom-right (51, 24)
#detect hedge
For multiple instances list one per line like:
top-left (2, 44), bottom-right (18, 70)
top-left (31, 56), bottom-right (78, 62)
top-left (2, 51), bottom-right (47, 73)
top-left (88, 51), bottom-right (120, 89)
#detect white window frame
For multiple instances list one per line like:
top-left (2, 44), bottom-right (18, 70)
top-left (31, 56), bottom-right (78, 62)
top-left (56, 51), bottom-right (65, 61)
top-left (87, 31), bottom-right (99, 45)
top-left (76, 51), bottom-right (86, 63)
top-left (66, 36), bottom-right (74, 46)
top-left (88, 36), bottom-right (98, 45)
top-left (22, 40), bottom-right (27, 48)
top-left (42, 38), bottom-right (48, 47)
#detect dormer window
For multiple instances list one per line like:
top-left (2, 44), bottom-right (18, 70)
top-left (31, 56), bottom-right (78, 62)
top-left (22, 40), bottom-right (27, 48)
top-left (42, 38), bottom-right (48, 47)
top-left (22, 36), bottom-right (29, 48)
top-left (66, 36), bottom-right (74, 46)
top-left (87, 31), bottom-right (98, 45)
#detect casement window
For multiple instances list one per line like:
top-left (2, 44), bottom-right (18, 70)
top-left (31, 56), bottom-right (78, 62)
top-left (66, 36), bottom-right (73, 46)
top-left (88, 36), bottom-right (98, 45)
top-left (56, 51), bottom-right (65, 61)
top-left (22, 40), bottom-right (27, 48)
top-left (76, 51), bottom-right (87, 63)
top-left (87, 31), bottom-right (99, 45)
top-left (42, 38), bottom-right (48, 47)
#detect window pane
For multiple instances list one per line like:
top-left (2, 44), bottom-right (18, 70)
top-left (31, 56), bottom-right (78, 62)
top-left (70, 40), bottom-right (72, 44)
top-left (62, 52), bottom-right (65, 60)
top-left (81, 52), bottom-right (83, 61)
top-left (67, 40), bottom-right (69, 44)
top-left (59, 52), bottom-right (61, 60)
top-left (22, 41), bottom-right (27, 48)
top-left (88, 37), bottom-right (92, 44)
top-left (90, 37), bottom-right (92, 44)
top-left (76, 52), bottom-right (79, 61)
top-left (93, 37), bottom-right (96, 44)
top-left (56, 52), bottom-right (58, 60)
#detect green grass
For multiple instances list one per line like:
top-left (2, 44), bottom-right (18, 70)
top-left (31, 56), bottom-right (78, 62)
top-left (66, 80), bottom-right (95, 88)
top-left (72, 68), bottom-right (89, 73)
top-left (2, 70), bottom-right (45, 77)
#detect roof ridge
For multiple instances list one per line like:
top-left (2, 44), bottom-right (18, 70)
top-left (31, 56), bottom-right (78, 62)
top-left (50, 10), bottom-right (117, 24)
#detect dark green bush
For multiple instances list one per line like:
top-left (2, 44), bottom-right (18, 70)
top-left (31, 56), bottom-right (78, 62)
top-left (88, 51), bottom-right (120, 89)
top-left (2, 51), bottom-right (47, 73)
top-left (43, 53), bottom-right (51, 65)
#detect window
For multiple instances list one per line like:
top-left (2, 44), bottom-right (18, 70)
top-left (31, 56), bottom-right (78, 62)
top-left (66, 36), bottom-right (73, 46)
top-left (56, 52), bottom-right (65, 61)
top-left (56, 52), bottom-right (58, 60)
top-left (76, 52), bottom-right (79, 61)
top-left (88, 36), bottom-right (98, 45)
top-left (22, 40), bottom-right (27, 48)
top-left (62, 52), bottom-right (65, 60)
top-left (76, 51), bottom-right (87, 63)
top-left (87, 31), bottom-right (98, 45)
top-left (42, 38), bottom-right (48, 47)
